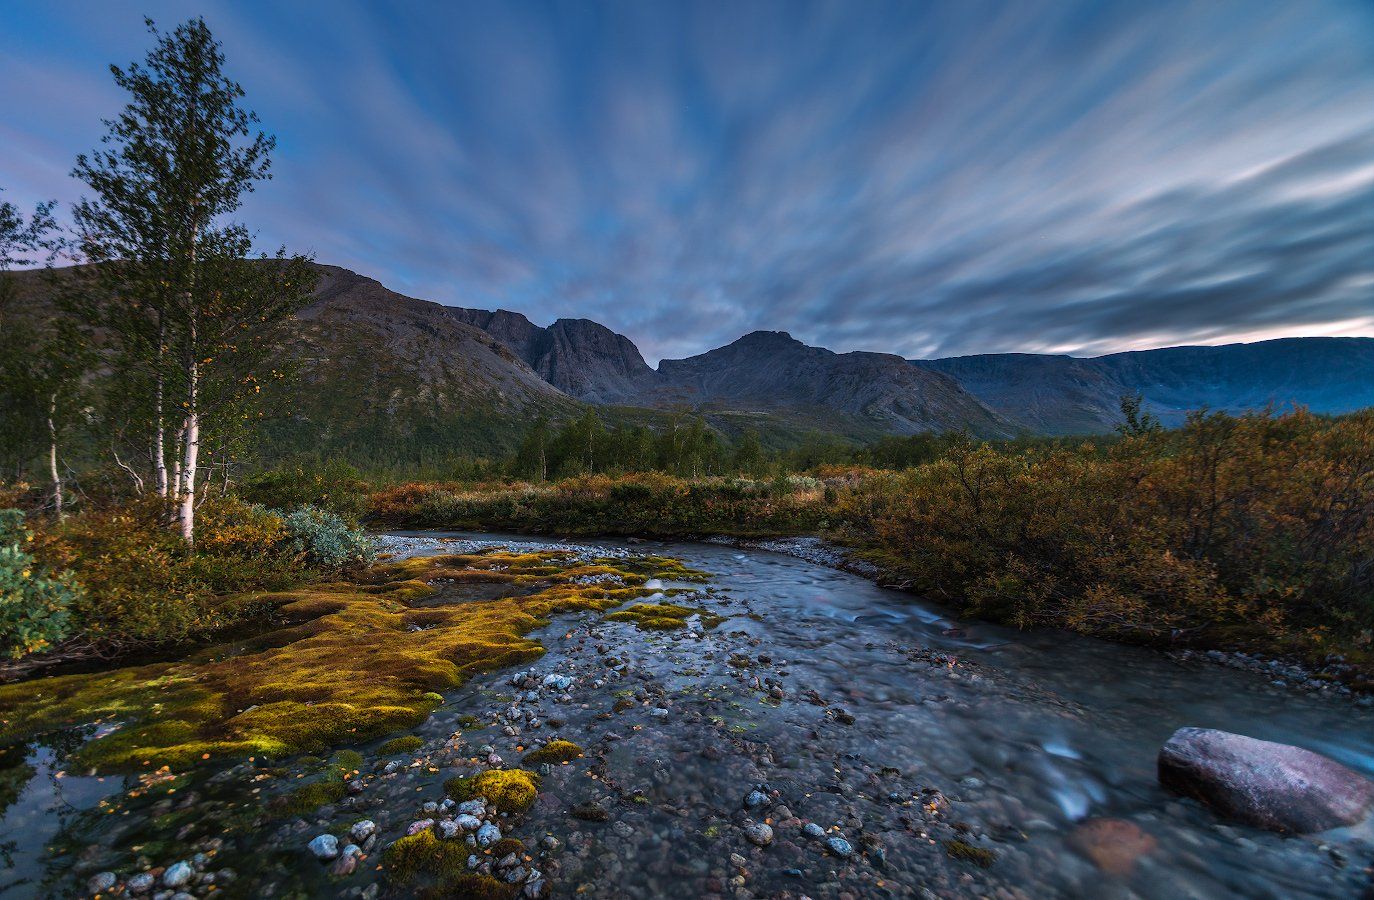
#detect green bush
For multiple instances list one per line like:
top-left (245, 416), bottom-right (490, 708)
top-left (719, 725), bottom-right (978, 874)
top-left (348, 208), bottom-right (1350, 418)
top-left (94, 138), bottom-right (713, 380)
top-left (0, 509), bottom-right (80, 657)
top-left (282, 505), bottom-right (374, 570)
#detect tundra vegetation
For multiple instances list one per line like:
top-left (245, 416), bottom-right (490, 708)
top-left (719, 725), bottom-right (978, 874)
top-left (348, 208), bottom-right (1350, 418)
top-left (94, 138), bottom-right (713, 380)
top-left (0, 13), bottom-right (1371, 821)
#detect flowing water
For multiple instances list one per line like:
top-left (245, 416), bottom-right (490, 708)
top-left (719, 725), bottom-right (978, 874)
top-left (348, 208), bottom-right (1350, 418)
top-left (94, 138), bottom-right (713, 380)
top-left (1, 532), bottom-right (1371, 898)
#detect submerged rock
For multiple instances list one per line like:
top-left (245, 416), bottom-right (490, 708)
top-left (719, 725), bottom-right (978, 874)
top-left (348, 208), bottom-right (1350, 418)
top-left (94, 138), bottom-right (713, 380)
top-left (308, 834), bottom-right (340, 860)
top-left (161, 861), bottom-right (194, 888)
top-left (743, 822), bottom-right (774, 846)
top-left (1158, 727), bottom-right (1374, 833)
top-left (1067, 818), bottom-right (1157, 875)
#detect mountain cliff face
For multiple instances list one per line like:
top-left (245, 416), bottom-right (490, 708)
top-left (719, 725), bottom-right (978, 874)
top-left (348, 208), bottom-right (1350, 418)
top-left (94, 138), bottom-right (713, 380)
top-left (447, 309), bottom-right (654, 403)
top-left (645, 331), bottom-right (1016, 438)
top-left (917, 338), bottom-right (1374, 434)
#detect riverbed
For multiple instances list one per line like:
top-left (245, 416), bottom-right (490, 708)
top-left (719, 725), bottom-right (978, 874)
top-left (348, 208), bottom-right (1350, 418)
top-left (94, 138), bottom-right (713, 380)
top-left (1, 532), bottom-right (1371, 898)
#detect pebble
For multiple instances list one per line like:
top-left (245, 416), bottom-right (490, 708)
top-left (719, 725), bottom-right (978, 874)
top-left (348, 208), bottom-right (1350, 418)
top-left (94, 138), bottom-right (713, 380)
top-left (438, 819), bottom-right (462, 839)
top-left (743, 790), bottom-right (769, 809)
top-left (161, 862), bottom-right (194, 888)
top-left (744, 822), bottom-right (775, 846)
top-left (126, 873), bottom-right (156, 895)
top-left (87, 872), bottom-right (118, 894)
top-left (350, 820), bottom-right (376, 843)
top-left (457, 800), bottom-right (486, 816)
top-left (477, 822), bottom-right (502, 847)
top-left (308, 834), bottom-right (340, 860)
top-left (407, 818), bottom-right (436, 836)
top-left (826, 836), bottom-right (855, 858)
top-left (456, 813), bottom-right (483, 831)
top-left (803, 823), bottom-right (826, 839)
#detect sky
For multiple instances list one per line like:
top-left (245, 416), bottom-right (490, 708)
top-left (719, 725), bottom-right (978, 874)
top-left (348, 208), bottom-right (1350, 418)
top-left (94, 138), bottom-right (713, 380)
top-left (2, 0), bottom-right (1373, 364)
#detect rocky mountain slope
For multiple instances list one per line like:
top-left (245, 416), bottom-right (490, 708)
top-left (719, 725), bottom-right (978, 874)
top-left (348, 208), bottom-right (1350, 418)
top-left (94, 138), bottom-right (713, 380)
top-left (642, 331), bottom-right (1015, 438)
top-left (447, 307), bottom-right (654, 403)
top-left (917, 338), bottom-right (1374, 434)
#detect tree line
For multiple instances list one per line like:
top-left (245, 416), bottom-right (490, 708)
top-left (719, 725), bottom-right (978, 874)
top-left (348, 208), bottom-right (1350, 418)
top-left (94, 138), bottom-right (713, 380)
top-left (0, 17), bottom-right (314, 544)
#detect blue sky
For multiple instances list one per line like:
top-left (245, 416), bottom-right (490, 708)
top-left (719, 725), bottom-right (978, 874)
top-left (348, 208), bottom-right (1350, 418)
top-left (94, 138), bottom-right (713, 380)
top-left (3, 0), bottom-right (1373, 363)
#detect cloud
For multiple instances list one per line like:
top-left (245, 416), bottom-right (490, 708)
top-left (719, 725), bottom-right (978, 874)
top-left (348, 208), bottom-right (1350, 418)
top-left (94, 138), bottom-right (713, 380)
top-left (2, 0), bottom-right (1371, 362)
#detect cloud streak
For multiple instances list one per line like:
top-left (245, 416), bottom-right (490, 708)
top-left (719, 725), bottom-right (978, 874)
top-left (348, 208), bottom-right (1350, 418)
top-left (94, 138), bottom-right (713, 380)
top-left (2, 0), bottom-right (1372, 362)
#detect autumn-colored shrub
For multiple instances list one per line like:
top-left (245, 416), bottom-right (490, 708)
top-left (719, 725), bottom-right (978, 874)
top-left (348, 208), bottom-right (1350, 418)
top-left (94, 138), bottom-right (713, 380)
top-left (0, 509), bottom-right (81, 657)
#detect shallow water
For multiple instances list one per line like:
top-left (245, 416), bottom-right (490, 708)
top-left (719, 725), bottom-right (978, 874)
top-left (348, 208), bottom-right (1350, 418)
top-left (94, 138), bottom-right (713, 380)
top-left (1, 532), bottom-right (1371, 898)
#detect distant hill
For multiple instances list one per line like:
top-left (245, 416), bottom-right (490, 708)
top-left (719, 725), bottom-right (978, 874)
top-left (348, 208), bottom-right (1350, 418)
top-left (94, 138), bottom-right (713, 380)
top-left (641, 331), bottom-right (1015, 438)
top-left (916, 338), bottom-right (1374, 434)
top-left (11, 263), bottom-right (1372, 460)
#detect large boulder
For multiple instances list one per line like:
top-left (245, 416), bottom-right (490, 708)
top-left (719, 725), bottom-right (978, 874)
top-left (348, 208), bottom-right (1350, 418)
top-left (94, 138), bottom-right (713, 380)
top-left (1158, 727), bottom-right (1374, 833)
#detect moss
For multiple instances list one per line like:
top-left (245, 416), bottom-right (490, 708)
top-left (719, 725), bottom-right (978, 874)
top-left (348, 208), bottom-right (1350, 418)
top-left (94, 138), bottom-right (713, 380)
top-left (279, 778), bottom-right (347, 815)
top-left (605, 602), bottom-right (724, 632)
top-left (444, 768), bottom-right (540, 815)
top-left (330, 749), bottom-right (364, 775)
top-left (384, 828), bottom-right (470, 881)
top-left (945, 839), bottom-right (996, 868)
top-left (0, 550), bottom-right (683, 772)
top-left (379, 735), bottom-right (425, 755)
top-left (522, 739), bottom-right (582, 765)
top-left (487, 838), bottom-right (525, 858)
top-left (418, 874), bottom-right (517, 900)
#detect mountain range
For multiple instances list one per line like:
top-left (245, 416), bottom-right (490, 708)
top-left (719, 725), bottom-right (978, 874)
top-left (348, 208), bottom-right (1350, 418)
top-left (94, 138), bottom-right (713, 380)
top-left (13, 263), bottom-right (1374, 454)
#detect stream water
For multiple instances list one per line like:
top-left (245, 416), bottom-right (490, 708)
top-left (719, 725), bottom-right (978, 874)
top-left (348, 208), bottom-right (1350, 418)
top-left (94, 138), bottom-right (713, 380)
top-left (1, 532), bottom-right (1371, 898)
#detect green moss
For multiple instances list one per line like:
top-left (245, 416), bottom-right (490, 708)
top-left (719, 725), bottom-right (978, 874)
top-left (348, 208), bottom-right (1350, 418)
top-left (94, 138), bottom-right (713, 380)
top-left (604, 602), bottom-right (724, 632)
top-left (444, 769), bottom-right (540, 815)
top-left (0, 550), bottom-right (682, 773)
top-left (379, 735), bottom-right (425, 755)
top-left (945, 839), bottom-right (996, 868)
top-left (330, 749), bottom-right (364, 775)
top-left (487, 838), bottom-right (525, 858)
top-left (418, 874), bottom-right (517, 900)
top-left (279, 778), bottom-right (346, 815)
top-left (522, 739), bottom-right (582, 765)
top-left (384, 828), bottom-right (470, 881)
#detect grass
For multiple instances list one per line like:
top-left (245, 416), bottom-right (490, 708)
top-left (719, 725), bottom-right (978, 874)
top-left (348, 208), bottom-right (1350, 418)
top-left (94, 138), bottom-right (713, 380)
top-left (0, 549), bottom-right (700, 772)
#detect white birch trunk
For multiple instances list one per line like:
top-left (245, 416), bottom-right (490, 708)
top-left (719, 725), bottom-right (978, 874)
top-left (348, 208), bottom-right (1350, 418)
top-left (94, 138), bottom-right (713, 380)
top-left (47, 392), bottom-right (63, 520)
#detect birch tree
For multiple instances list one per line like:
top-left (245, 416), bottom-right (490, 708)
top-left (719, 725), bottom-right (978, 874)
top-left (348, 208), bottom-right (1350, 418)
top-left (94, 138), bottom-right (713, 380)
top-left (72, 17), bottom-right (313, 543)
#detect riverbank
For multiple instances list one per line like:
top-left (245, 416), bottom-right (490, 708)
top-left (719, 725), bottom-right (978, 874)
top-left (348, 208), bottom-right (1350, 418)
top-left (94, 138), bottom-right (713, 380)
top-left (2, 533), bottom-right (1371, 898)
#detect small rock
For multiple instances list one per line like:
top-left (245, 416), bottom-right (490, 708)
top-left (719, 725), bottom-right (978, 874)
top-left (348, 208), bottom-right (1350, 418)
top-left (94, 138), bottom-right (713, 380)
top-left (406, 818), bottom-right (435, 836)
top-left (803, 823), bottom-right (826, 839)
top-left (162, 862), bottom-right (194, 888)
top-left (476, 822), bottom-right (502, 847)
top-left (826, 836), bottom-right (854, 858)
top-left (87, 872), bottom-right (118, 895)
top-left (1068, 818), bottom-right (1157, 875)
top-left (127, 873), bottom-right (156, 895)
top-left (457, 800), bottom-right (486, 816)
top-left (438, 819), bottom-right (461, 839)
top-left (743, 822), bottom-right (774, 847)
top-left (350, 820), bottom-right (376, 843)
top-left (743, 790), bottom-right (768, 809)
top-left (308, 834), bottom-right (340, 861)
top-left (455, 814), bottom-right (483, 831)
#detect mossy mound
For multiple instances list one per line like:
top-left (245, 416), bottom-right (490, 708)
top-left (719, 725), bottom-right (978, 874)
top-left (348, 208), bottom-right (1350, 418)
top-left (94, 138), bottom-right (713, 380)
top-left (0, 550), bottom-right (693, 772)
top-left (946, 839), bottom-right (996, 867)
top-left (444, 768), bottom-right (540, 815)
top-left (605, 602), bottom-right (725, 632)
top-left (278, 777), bottom-right (346, 815)
top-left (384, 828), bottom-right (469, 880)
top-left (379, 735), bottom-right (424, 755)
top-left (522, 739), bottom-right (582, 765)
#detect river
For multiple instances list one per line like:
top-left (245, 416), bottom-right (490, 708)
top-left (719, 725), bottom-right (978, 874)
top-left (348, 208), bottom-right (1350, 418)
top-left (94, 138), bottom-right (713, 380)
top-left (1, 532), bottom-right (1371, 898)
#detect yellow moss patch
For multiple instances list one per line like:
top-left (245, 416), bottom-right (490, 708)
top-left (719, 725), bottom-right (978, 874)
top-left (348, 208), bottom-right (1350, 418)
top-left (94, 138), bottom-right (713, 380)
top-left (605, 602), bottom-right (725, 632)
top-left (379, 735), bottom-right (424, 755)
top-left (384, 828), bottom-right (470, 881)
top-left (0, 550), bottom-right (694, 772)
top-left (278, 777), bottom-right (346, 815)
top-left (444, 768), bottom-right (540, 814)
top-left (522, 739), bottom-right (582, 765)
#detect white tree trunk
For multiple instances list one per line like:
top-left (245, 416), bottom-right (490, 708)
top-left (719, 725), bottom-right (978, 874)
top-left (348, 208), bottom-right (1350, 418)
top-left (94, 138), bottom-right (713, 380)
top-left (153, 316), bottom-right (168, 498)
top-left (177, 360), bottom-right (199, 545)
top-left (47, 392), bottom-right (63, 520)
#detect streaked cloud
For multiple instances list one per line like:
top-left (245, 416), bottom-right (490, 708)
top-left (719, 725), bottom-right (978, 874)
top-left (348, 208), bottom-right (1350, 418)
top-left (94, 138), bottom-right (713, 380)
top-left (2, 0), bottom-right (1371, 362)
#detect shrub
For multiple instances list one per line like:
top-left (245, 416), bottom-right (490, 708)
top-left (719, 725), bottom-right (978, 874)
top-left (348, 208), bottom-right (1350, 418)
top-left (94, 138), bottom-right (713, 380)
top-left (282, 505), bottom-right (374, 570)
top-left (238, 460), bottom-right (371, 521)
top-left (0, 509), bottom-right (80, 657)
